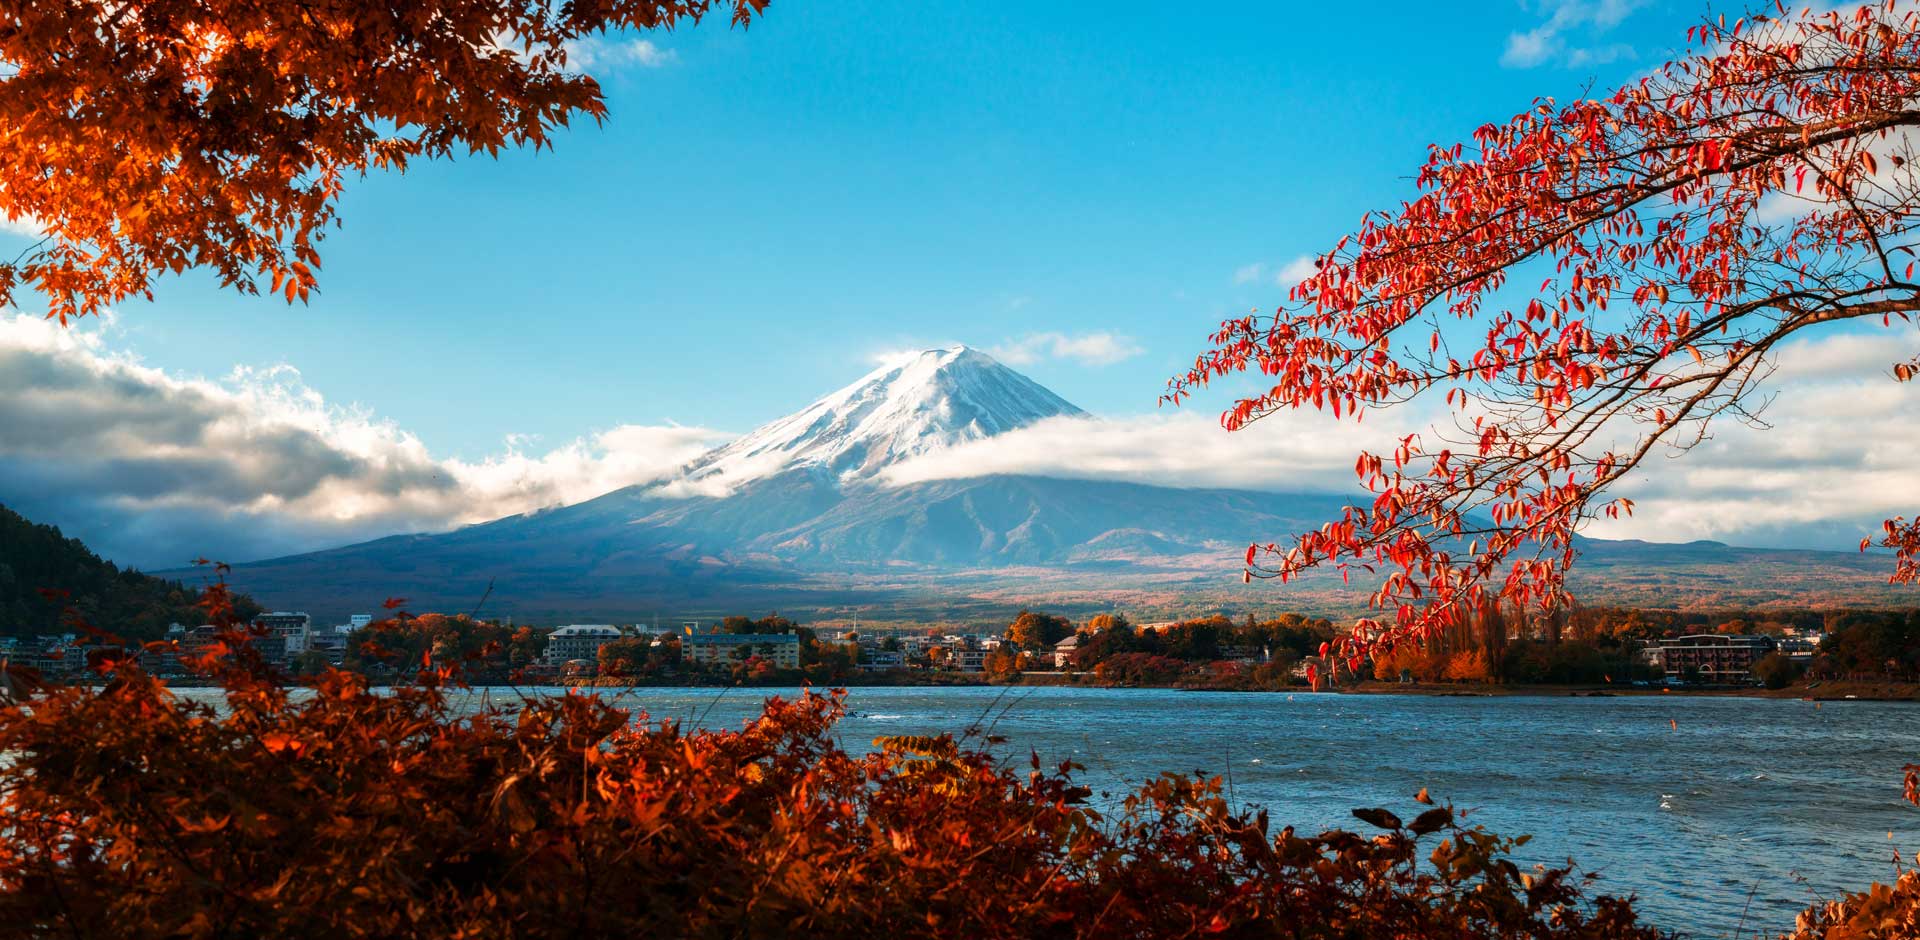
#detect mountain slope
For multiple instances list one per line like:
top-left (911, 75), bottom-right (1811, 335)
top-left (0, 503), bottom-right (258, 638)
top-left (677, 346), bottom-right (1081, 492)
top-left (186, 346), bottom-right (1919, 622)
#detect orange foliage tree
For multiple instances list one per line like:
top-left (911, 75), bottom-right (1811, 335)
top-left (1169, 2), bottom-right (1920, 672)
top-left (0, 661), bottom-right (1668, 939)
top-left (0, 0), bottom-right (768, 321)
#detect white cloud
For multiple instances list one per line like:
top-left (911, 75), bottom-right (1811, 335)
top-left (0, 315), bottom-right (728, 568)
top-left (878, 410), bottom-right (1411, 493)
top-left (1753, 124), bottom-right (1920, 225)
top-left (1502, 0), bottom-right (1643, 69)
top-left (0, 212), bottom-right (45, 239)
top-left (891, 329), bottom-right (1920, 555)
top-left (866, 346), bottom-right (938, 367)
top-left (564, 36), bottom-right (677, 70)
top-left (1585, 329), bottom-right (1920, 550)
top-left (1274, 255), bottom-right (1319, 288)
top-left (1566, 42), bottom-right (1636, 67)
top-left (989, 331), bottom-right (1144, 367)
top-left (1234, 256), bottom-right (1319, 289)
top-left (1233, 256), bottom-right (1320, 289)
top-left (7, 313), bottom-right (1911, 572)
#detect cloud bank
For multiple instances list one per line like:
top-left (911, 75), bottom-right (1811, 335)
top-left (0, 316), bottom-right (726, 569)
top-left (1586, 330), bottom-right (1920, 550)
top-left (3, 317), bottom-right (1914, 572)
top-left (877, 410), bottom-right (1398, 494)
top-left (888, 330), bottom-right (1920, 555)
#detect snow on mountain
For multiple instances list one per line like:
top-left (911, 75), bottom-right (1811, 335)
top-left (669, 346), bottom-right (1083, 493)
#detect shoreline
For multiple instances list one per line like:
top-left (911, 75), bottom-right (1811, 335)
top-left (1336, 678), bottom-right (1920, 702)
top-left (118, 675), bottom-right (1920, 702)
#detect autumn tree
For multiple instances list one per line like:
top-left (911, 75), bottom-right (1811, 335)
top-left (983, 646), bottom-right (1020, 680)
top-left (0, 0), bottom-right (769, 321)
top-left (346, 612), bottom-right (525, 680)
top-left (1005, 610), bottom-right (1073, 652)
top-left (596, 637), bottom-right (651, 677)
top-left (721, 613), bottom-right (798, 634)
top-left (0, 661), bottom-right (1672, 940)
top-left (1170, 2), bottom-right (1920, 674)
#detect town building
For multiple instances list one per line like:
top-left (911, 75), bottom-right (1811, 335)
top-left (15, 634), bottom-right (80, 677)
top-left (305, 632), bottom-right (350, 665)
top-left (256, 612), bottom-right (312, 658)
top-left (944, 646), bottom-right (988, 672)
top-left (859, 648), bottom-right (907, 671)
top-left (182, 624), bottom-right (287, 665)
top-left (542, 625), bottom-right (625, 666)
top-left (682, 633), bottom-right (801, 669)
top-left (1219, 644), bottom-right (1267, 663)
top-left (1653, 634), bottom-right (1777, 683)
top-left (1052, 634), bottom-right (1080, 669)
top-left (1776, 633), bottom-right (1824, 665)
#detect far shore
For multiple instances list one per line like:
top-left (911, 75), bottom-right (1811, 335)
top-left (550, 673), bottom-right (1920, 702)
top-left (141, 674), bottom-right (1920, 702)
top-left (1335, 678), bottom-right (1920, 702)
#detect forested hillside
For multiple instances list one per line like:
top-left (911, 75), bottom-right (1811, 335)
top-left (0, 504), bottom-right (255, 639)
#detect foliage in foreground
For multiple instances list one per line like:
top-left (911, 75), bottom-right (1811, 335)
top-left (1785, 867), bottom-right (1920, 940)
top-left (1170, 1), bottom-right (1920, 667)
top-left (0, 0), bottom-right (770, 320)
top-left (0, 663), bottom-right (1669, 939)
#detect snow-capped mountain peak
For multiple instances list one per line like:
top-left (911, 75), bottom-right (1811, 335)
top-left (673, 346), bottom-right (1083, 491)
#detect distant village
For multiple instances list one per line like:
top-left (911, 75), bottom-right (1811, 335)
top-left (0, 605), bottom-right (1877, 690)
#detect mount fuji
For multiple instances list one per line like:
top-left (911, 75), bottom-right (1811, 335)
top-left (196, 347), bottom-right (1358, 620)
top-left (193, 347), bottom-right (1903, 623)
top-left (675, 346), bottom-right (1083, 492)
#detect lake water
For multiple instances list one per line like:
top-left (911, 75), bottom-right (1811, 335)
top-left (449, 685), bottom-right (1920, 939)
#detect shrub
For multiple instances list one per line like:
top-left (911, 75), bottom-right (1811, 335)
top-left (1753, 652), bottom-right (1804, 690)
top-left (1784, 868), bottom-right (1920, 940)
top-left (1093, 652), bottom-right (1188, 686)
top-left (0, 657), bottom-right (1670, 939)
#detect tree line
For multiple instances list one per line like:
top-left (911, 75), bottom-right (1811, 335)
top-left (0, 504), bottom-right (260, 640)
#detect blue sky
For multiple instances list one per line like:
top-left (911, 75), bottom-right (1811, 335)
top-left (47, 0), bottom-right (1694, 459)
top-left (19, 0), bottom-right (1915, 567)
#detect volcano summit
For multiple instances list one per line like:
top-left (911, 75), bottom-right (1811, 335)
top-left (195, 348), bottom-right (1898, 622)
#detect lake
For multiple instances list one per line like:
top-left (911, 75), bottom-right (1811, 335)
top-left (449, 685), bottom-right (1920, 939)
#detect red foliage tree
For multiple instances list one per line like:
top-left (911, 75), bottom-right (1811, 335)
top-left (0, 0), bottom-right (769, 321)
top-left (1170, 2), bottom-right (1920, 672)
top-left (0, 663), bottom-right (1669, 939)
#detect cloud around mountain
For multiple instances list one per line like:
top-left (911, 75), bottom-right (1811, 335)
top-left (875, 331), bottom-right (1920, 556)
top-left (0, 316), bottom-right (725, 568)
top-left (877, 411), bottom-right (1384, 494)
top-left (1581, 329), bottom-right (1920, 551)
top-left (2, 315), bottom-right (1916, 571)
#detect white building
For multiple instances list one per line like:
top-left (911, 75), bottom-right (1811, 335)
top-left (683, 633), bottom-right (800, 669)
top-left (543, 625), bottom-right (625, 665)
top-left (1052, 634), bottom-right (1081, 669)
top-left (859, 648), bottom-right (907, 672)
top-left (936, 643), bottom-right (989, 673)
top-left (256, 612), bottom-right (312, 658)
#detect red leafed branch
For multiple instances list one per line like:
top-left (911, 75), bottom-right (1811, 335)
top-left (0, 0), bottom-right (770, 321)
top-left (1867, 516), bottom-right (1920, 583)
top-left (1169, 2), bottom-right (1920, 673)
